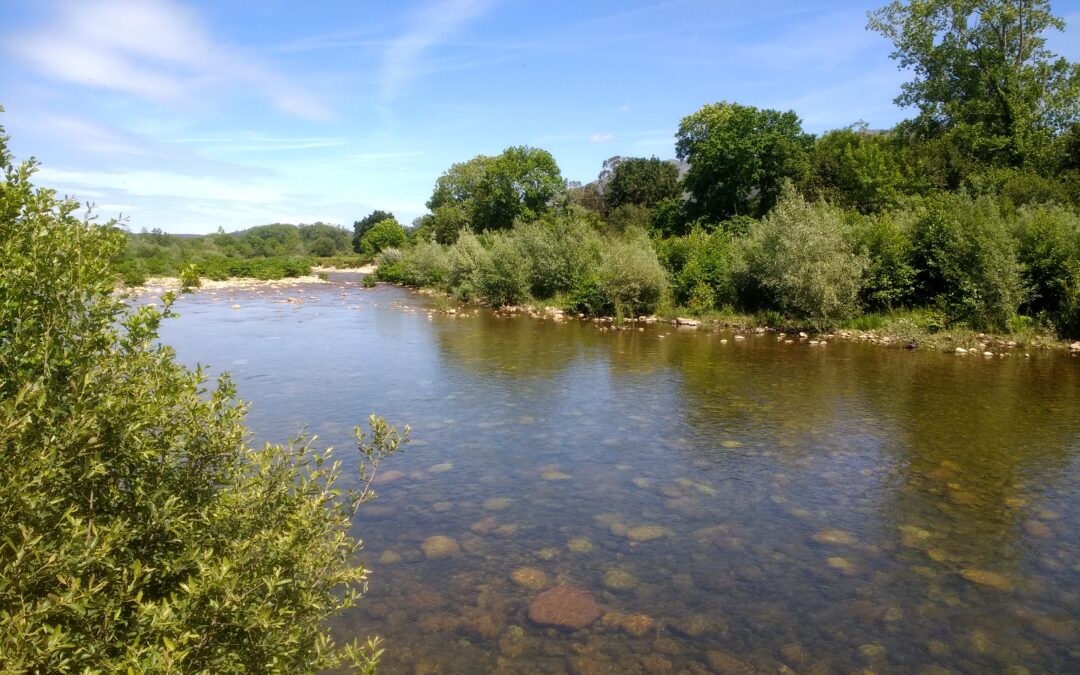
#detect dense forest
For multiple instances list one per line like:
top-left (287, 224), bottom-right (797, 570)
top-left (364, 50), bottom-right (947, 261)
top-left (369, 1), bottom-right (1080, 338)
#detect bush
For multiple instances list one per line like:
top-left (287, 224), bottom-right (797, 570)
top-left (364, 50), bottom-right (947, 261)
top-left (597, 236), bottom-right (668, 316)
top-left (909, 194), bottom-right (1026, 330)
top-left (849, 210), bottom-right (916, 311)
top-left (398, 241), bottom-right (451, 287)
top-left (446, 231), bottom-right (489, 301)
top-left (1014, 204), bottom-right (1080, 318)
top-left (740, 186), bottom-right (867, 328)
top-left (513, 217), bottom-right (602, 299)
top-left (475, 233), bottom-right (530, 306)
top-left (179, 263), bottom-right (201, 290)
top-left (0, 124), bottom-right (395, 672)
top-left (359, 218), bottom-right (406, 256)
top-left (656, 227), bottom-right (735, 313)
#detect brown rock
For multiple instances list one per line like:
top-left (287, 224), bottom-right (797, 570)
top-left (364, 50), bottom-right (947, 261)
top-left (511, 567), bottom-right (550, 590)
top-left (527, 586), bottom-right (602, 631)
top-left (421, 535), bottom-right (460, 559)
top-left (811, 529), bottom-right (857, 546)
top-left (372, 469), bottom-right (404, 485)
top-left (470, 516), bottom-right (499, 535)
top-left (1024, 520), bottom-right (1052, 539)
top-left (705, 649), bottom-right (753, 674)
top-left (960, 568), bottom-right (1013, 591)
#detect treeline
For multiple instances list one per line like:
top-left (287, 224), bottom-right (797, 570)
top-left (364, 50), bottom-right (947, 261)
top-left (115, 222), bottom-right (357, 285)
top-left (375, 1), bottom-right (1080, 338)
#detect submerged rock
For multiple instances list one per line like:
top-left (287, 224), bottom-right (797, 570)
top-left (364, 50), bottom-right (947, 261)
top-left (601, 611), bottom-right (654, 638)
top-left (483, 497), bottom-right (513, 511)
top-left (811, 528), bottom-right (858, 546)
top-left (511, 567), bottom-right (550, 590)
top-left (371, 469), bottom-right (405, 485)
top-left (541, 470), bottom-right (572, 481)
top-left (602, 567), bottom-right (639, 592)
top-left (428, 462), bottom-right (453, 473)
top-left (421, 535), bottom-right (460, 559)
top-left (1024, 520), bottom-right (1052, 539)
top-left (705, 649), bottom-right (753, 674)
top-left (527, 586), bottom-right (602, 631)
top-left (568, 537), bottom-right (595, 553)
top-left (960, 568), bottom-right (1013, 591)
top-left (625, 525), bottom-right (673, 542)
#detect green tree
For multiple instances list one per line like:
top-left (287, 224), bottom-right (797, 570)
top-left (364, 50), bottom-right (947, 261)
top-left (0, 117), bottom-right (401, 672)
top-left (604, 156), bottom-right (680, 211)
top-left (868, 0), bottom-right (1080, 169)
top-left (353, 209), bottom-right (395, 253)
top-left (428, 146), bottom-right (565, 231)
top-left (676, 101), bottom-right (814, 220)
top-left (360, 217), bottom-right (407, 256)
top-left (807, 125), bottom-right (908, 212)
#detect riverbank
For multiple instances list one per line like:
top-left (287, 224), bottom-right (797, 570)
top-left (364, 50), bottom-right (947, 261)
top-left (126, 274), bottom-right (329, 296)
top-left (409, 287), bottom-right (1080, 356)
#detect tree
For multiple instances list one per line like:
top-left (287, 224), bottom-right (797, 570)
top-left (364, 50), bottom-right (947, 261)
top-left (353, 210), bottom-right (395, 253)
top-left (604, 156), bottom-right (681, 211)
top-left (868, 0), bottom-right (1080, 169)
top-left (428, 146), bottom-right (565, 231)
top-left (360, 217), bottom-right (407, 255)
top-left (0, 116), bottom-right (402, 672)
top-left (676, 101), bottom-right (814, 221)
top-left (806, 125), bottom-right (908, 213)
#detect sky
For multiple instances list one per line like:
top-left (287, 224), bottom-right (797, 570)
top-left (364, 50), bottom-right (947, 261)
top-left (2, 0), bottom-right (1079, 234)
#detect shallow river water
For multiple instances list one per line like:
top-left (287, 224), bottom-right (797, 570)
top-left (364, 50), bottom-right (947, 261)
top-left (156, 274), bottom-right (1080, 674)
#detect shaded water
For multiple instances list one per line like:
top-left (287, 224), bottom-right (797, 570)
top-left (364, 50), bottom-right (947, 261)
top-left (157, 275), bottom-right (1080, 674)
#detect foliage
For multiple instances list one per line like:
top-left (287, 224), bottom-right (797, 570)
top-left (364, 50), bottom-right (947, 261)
top-left (514, 217), bottom-right (602, 298)
top-left (446, 231), bottom-right (489, 302)
top-left (908, 193), bottom-right (1027, 329)
top-left (676, 101), bottom-right (814, 220)
top-left (0, 123), bottom-right (400, 672)
top-left (603, 203), bottom-right (653, 236)
top-left (596, 236), bottom-right (668, 317)
top-left (739, 187), bottom-right (868, 327)
top-left (1013, 203), bottom-right (1080, 334)
top-left (605, 157), bottom-right (681, 211)
top-left (179, 263), bottom-right (201, 290)
top-left (196, 256), bottom-right (311, 281)
top-left (475, 233), bottom-right (531, 306)
top-left (394, 241), bottom-right (452, 287)
top-left (359, 217), bottom-right (407, 256)
top-left (868, 0), bottom-right (1080, 169)
top-left (848, 210), bottom-right (917, 311)
top-left (428, 146), bottom-right (565, 231)
top-left (806, 125), bottom-right (908, 212)
top-left (656, 227), bottom-right (736, 313)
top-left (429, 203), bottom-right (470, 244)
top-left (353, 210), bottom-right (395, 253)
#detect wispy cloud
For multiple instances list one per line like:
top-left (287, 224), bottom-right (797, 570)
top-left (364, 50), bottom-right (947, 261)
top-left (379, 0), bottom-right (500, 103)
top-left (588, 133), bottom-right (614, 143)
top-left (166, 134), bottom-right (345, 152)
top-left (4, 0), bottom-right (330, 121)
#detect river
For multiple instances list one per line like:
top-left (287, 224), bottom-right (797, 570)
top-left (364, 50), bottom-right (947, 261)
top-left (157, 273), bottom-right (1080, 674)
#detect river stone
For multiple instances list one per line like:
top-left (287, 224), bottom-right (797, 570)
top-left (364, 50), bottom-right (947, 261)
top-left (961, 568), bottom-right (1013, 590)
top-left (511, 567), bottom-right (550, 590)
top-left (527, 586), bottom-right (602, 631)
top-left (601, 611), bottom-right (654, 638)
top-left (541, 470), bottom-right (572, 480)
top-left (626, 525), bottom-right (673, 542)
top-left (705, 649), bottom-right (753, 674)
top-left (428, 462), bottom-right (453, 473)
top-left (1024, 520), bottom-right (1052, 538)
top-left (470, 516), bottom-right (498, 535)
top-left (568, 537), bottom-right (594, 553)
top-left (432, 501), bottom-right (452, 512)
top-left (811, 528), bottom-right (858, 546)
top-left (483, 497), bottom-right (513, 511)
top-left (371, 469), bottom-right (405, 485)
top-left (421, 535), bottom-right (460, 559)
top-left (378, 550), bottom-right (402, 565)
top-left (602, 567), bottom-right (639, 591)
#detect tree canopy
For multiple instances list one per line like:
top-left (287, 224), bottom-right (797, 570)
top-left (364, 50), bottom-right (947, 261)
top-left (868, 0), bottom-right (1080, 169)
top-left (427, 146), bottom-right (564, 231)
top-left (676, 101), bottom-right (814, 221)
top-left (353, 209), bottom-right (395, 253)
top-left (604, 156), bottom-right (681, 211)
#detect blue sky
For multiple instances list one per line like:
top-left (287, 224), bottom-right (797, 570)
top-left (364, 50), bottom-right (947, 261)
top-left (3, 0), bottom-right (1079, 234)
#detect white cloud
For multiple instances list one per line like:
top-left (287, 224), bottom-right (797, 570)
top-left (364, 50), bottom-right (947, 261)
top-left (5, 0), bottom-right (330, 121)
top-left (379, 0), bottom-right (500, 102)
top-left (588, 133), bottom-right (614, 143)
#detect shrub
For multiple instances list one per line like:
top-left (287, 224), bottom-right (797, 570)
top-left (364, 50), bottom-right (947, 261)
top-left (359, 218), bottom-right (407, 256)
top-left (513, 217), bottom-right (602, 299)
top-left (1014, 204), bottom-right (1080, 318)
top-left (0, 124), bottom-right (395, 672)
top-left (849, 210), bottom-right (916, 311)
top-left (597, 236), bottom-right (667, 316)
top-left (657, 227), bottom-right (735, 313)
top-left (475, 233), bottom-right (530, 306)
top-left (909, 194), bottom-right (1026, 330)
top-left (446, 231), bottom-right (488, 301)
top-left (398, 241), bottom-right (451, 287)
top-left (179, 263), bottom-right (201, 290)
top-left (740, 186), bottom-right (867, 328)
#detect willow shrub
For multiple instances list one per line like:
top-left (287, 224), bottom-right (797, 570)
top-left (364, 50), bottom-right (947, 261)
top-left (740, 186), bottom-right (867, 329)
top-left (656, 227), bottom-right (736, 314)
top-left (0, 120), bottom-right (400, 673)
top-left (596, 235), bottom-right (668, 317)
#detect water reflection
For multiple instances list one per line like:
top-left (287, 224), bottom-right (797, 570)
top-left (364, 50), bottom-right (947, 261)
top-left (157, 279), bottom-right (1080, 674)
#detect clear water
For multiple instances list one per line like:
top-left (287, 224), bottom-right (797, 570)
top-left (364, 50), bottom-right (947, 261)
top-left (156, 275), bottom-right (1080, 674)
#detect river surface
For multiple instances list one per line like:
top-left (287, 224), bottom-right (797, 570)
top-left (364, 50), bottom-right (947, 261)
top-left (156, 274), bottom-right (1080, 674)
